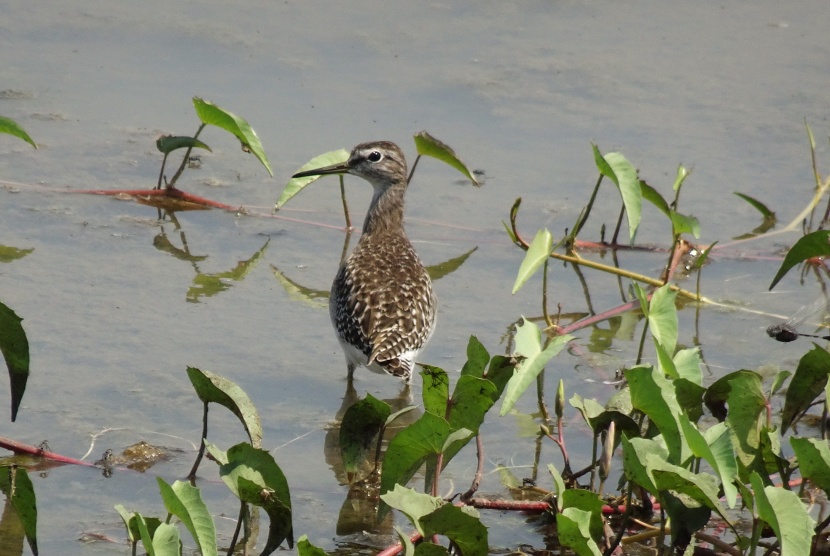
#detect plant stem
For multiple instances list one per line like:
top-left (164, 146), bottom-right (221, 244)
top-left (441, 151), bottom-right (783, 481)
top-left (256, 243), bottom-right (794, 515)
top-left (603, 486), bottom-right (634, 555)
top-left (432, 453), bottom-right (443, 497)
top-left (407, 154), bottom-right (421, 184)
top-left (187, 401), bottom-right (209, 482)
top-left (460, 434), bottom-right (485, 502)
top-left (339, 174), bottom-right (351, 229)
top-left (510, 198), bottom-right (706, 301)
top-left (156, 152), bottom-right (169, 190)
top-left (227, 501), bottom-right (246, 556)
top-left (167, 123), bottom-right (207, 188)
top-left (611, 203), bottom-right (625, 246)
top-left (542, 258), bottom-right (553, 328)
top-left (570, 173), bottom-right (604, 240)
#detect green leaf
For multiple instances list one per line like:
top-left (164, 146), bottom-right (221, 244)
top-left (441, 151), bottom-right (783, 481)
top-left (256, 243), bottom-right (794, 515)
top-left (674, 378), bottom-right (704, 432)
top-left (569, 393), bottom-right (640, 440)
top-left (392, 527), bottom-right (416, 556)
top-left (647, 284), bottom-right (678, 354)
top-left (734, 192), bottom-right (775, 220)
top-left (625, 366), bottom-right (688, 463)
top-left (750, 472), bottom-right (816, 556)
top-left (156, 478), bottom-right (216, 556)
top-left (0, 115), bottom-right (36, 148)
top-left (136, 513), bottom-right (157, 556)
top-left (500, 319), bottom-right (572, 415)
top-left (386, 405), bottom-right (419, 427)
top-left (420, 375), bottom-right (498, 486)
top-left (661, 491), bottom-right (711, 549)
top-left (447, 376), bottom-right (498, 438)
top-left (650, 459), bottom-right (727, 520)
top-left (414, 541), bottom-right (449, 555)
top-left (155, 135), bottom-right (211, 154)
top-left (704, 423), bottom-right (739, 505)
top-left (632, 282), bottom-right (649, 316)
top-left (0, 300), bottom-right (29, 421)
top-left (275, 149), bottom-right (349, 209)
top-left (669, 211), bottom-right (701, 238)
top-left (297, 534), bottom-right (329, 556)
top-left (420, 503), bottom-right (488, 556)
top-left (150, 523), bottom-right (181, 556)
top-left (672, 165), bottom-right (689, 192)
top-left (769, 230), bottom-right (830, 290)
top-left (339, 394), bottom-right (390, 479)
top-left (780, 345), bottom-right (830, 433)
top-left (441, 428), bottom-right (473, 453)
top-left (548, 464), bottom-right (566, 512)
top-left (557, 508), bottom-right (602, 556)
top-left (655, 341), bottom-right (679, 379)
top-left (722, 372), bottom-right (766, 468)
top-left (640, 180), bottom-right (670, 218)
top-left (114, 505), bottom-right (139, 544)
top-left (380, 413), bottom-right (450, 508)
top-left (595, 151), bottom-right (642, 243)
top-left (689, 242), bottom-right (717, 272)
top-left (790, 437), bottom-right (830, 492)
top-left (678, 418), bottom-right (738, 508)
top-left (770, 370), bottom-right (791, 398)
top-left (484, 355), bottom-right (515, 401)
top-left (209, 442), bottom-right (293, 552)
top-left (673, 347), bottom-right (703, 385)
top-left (621, 436), bottom-right (665, 494)
top-left (380, 484), bottom-right (445, 536)
top-left (459, 336), bottom-right (490, 378)
top-left (186, 367), bottom-right (262, 447)
top-left (413, 131), bottom-right (480, 186)
top-left (561, 489), bottom-right (605, 541)
top-left (0, 466), bottom-right (37, 555)
top-left (420, 365), bottom-right (450, 416)
top-left (512, 228), bottom-right (552, 294)
top-left (192, 97), bottom-right (272, 176)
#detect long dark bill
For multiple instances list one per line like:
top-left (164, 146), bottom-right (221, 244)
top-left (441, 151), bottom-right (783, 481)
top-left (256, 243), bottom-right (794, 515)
top-left (292, 161), bottom-right (351, 179)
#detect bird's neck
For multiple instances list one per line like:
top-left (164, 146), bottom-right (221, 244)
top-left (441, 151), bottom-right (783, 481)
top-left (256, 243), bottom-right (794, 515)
top-left (362, 179), bottom-right (407, 236)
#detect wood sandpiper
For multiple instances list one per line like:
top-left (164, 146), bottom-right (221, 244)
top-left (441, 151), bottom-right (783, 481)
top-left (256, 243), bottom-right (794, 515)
top-left (292, 141), bottom-right (437, 383)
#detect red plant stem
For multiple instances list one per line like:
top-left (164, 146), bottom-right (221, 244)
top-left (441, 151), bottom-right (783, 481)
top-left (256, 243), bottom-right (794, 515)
top-left (376, 529), bottom-right (423, 556)
top-left (0, 436), bottom-right (96, 467)
top-left (70, 186), bottom-right (354, 230)
top-left (464, 497), bottom-right (661, 517)
top-left (71, 187), bottom-right (240, 211)
top-left (460, 434), bottom-right (485, 502)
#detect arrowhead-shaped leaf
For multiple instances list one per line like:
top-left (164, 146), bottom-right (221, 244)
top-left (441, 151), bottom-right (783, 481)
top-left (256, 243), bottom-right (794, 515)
top-left (500, 319), bottom-right (571, 415)
top-left (192, 97), bottom-right (272, 176)
top-left (275, 149), bottom-right (349, 209)
top-left (156, 478), bottom-right (216, 556)
top-left (0, 300), bottom-right (29, 421)
top-left (769, 230), bottom-right (830, 290)
top-left (413, 131), bottom-right (480, 186)
top-left (0, 115), bottom-right (36, 148)
top-left (512, 228), bottom-right (552, 294)
top-left (186, 367), bottom-right (262, 447)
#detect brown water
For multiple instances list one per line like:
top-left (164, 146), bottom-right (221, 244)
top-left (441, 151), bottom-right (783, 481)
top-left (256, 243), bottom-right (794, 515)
top-left (1, 1), bottom-right (829, 553)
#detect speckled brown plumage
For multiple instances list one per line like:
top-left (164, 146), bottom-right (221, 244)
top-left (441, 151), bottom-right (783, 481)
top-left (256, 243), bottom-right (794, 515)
top-left (293, 141), bottom-right (437, 382)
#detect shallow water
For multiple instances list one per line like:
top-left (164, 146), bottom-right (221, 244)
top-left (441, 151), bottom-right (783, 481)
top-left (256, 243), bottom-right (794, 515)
top-left (1, 0), bottom-right (829, 553)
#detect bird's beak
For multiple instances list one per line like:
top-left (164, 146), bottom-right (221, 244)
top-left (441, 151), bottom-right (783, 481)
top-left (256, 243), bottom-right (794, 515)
top-left (292, 161), bottom-right (351, 179)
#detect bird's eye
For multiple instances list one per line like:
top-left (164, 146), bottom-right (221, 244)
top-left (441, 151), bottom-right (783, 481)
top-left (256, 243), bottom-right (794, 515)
top-left (367, 151), bottom-right (383, 163)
